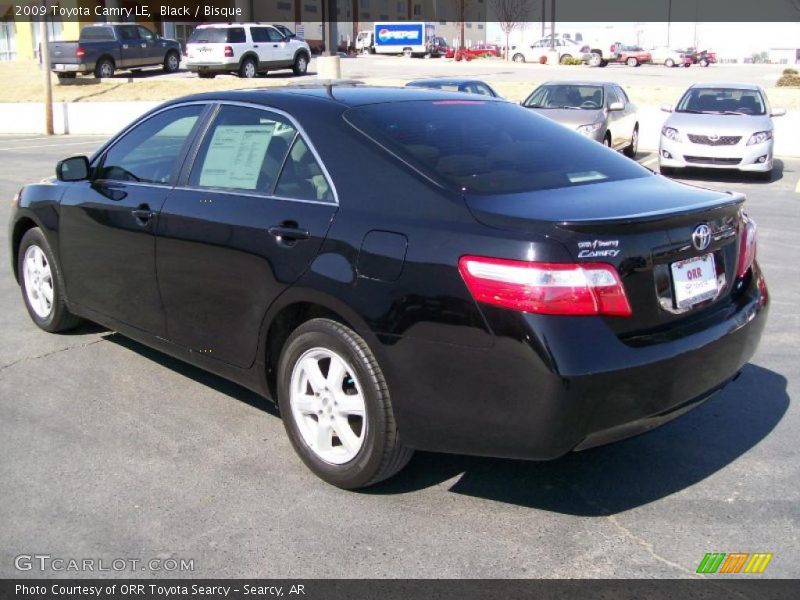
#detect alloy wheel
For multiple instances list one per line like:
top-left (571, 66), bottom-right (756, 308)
top-left (23, 245), bottom-right (53, 319)
top-left (289, 348), bottom-right (367, 465)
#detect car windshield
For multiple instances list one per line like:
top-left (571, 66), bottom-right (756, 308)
top-left (676, 88), bottom-right (766, 115)
top-left (523, 85), bottom-right (604, 110)
top-left (345, 100), bottom-right (648, 195)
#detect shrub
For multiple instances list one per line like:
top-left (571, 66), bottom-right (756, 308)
top-left (777, 74), bottom-right (800, 87)
top-left (783, 68), bottom-right (798, 76)
top-left (563, 57), bottom-right (584, 65)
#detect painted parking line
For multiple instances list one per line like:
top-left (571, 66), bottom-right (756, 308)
top-left (0, 140), bottom-right (104, 152)
top-left (639, 155), bottom-right (659, 167)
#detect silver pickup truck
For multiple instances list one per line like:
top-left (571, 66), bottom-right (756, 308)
top-left (49, 23), bottom-right (182, 79)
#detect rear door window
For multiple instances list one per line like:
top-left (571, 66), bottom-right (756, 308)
top-left (228, 28), bottom-right (246, 44)
top-left (345, 100), bottom-right (648, 195)
top-left (117, 26), bottom-right (139, 42)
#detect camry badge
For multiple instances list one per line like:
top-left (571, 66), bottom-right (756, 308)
top-left (692, 224), bottom-right (712, 251)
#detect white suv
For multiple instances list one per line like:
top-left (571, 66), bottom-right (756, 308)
top-left (185, 23), bottom-right (311, 79)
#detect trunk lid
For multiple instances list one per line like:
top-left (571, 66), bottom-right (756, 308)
top-left (465, 175), bottom-right (745, 339)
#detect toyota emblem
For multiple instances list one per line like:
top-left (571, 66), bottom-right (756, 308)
top-left (708, 133), bottom-right (720, 142)
top-left (692, 224), bottom-right (712, 251)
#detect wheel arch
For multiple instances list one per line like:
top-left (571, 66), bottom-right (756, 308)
top-left (97, 54), bottom-right (115, 68)
top-left (239, 52), bottom-right (259, 67)
top-left (11, 216), bottom-right (39, 283)
top-left (260, 293), bottom-right (375, 402)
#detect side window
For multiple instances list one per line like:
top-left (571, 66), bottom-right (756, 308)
top-left (189, 105), bottom-right (297, 193)
top-left (137, 26), bottom-right (155, 41)
top-left (615, 86), bottom-right (629, 105)
top-left (118, 26), bottom-right (139, 41)
top-left (473, 84), bottom-right (494, 97)
top-left (251, 28), bottom-right (269, 43)
top-left (267, 27), bottom-right (285, 42)
top-left (606, 88), bottom-right (620, 107)
top-left (275, 137), bottom-right (334, 203)
top-left (228, 28), bottom-right (246, 44)
top-left (97, 105), bottom-right (204, 184)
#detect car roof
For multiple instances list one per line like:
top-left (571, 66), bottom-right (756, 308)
top-left (539, 80), bottom-right (616, 87)
top-left (689, 82), bottom-right (762, 91)
top-left (195, 22), bottom-right (276, 28)
top-left (406, 78), bottom-right (491, 87)
top-left (162, 84), bottom-right (506, 110)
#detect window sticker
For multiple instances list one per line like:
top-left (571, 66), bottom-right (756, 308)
top-left (199, 124), bottom-right (274, 190)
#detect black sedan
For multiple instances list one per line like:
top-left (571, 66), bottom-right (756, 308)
top-left (9, 86), bottom-right (768, 489)
top-left (405, 78), bottom-right (501, 97)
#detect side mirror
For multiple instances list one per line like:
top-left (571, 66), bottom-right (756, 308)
top-left (661, 103), bottom-right (674, 113)
top-left (56, 156), bottom-right (90, 182)
top-left (609, 101), bottom-right (624, 111)
top-left (771, 107), bottom-right (786, 117)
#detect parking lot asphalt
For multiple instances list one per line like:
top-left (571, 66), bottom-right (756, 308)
top-left (0, 135), bottom-right (798, 578)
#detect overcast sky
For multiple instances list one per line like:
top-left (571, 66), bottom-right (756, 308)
top-left (486, 22), bottom-right (800, 56)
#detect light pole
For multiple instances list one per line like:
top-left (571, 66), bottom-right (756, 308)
top-left (40, 10), bottom-right (53, 135)
top-left (319, 0), bottom-right (342, 78)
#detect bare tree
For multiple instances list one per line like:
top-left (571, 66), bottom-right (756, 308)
top-left (491, 0), bottom-right (532, 60)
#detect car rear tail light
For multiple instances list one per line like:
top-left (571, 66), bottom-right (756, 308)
top-left (736, 215), bottom-right (757, 279)
top-left (458, 256), bottom-right (632, 317)
top-left (76, 46), bottom-right (85, 59)
top-left (224, 45), bottom-right (234, 57)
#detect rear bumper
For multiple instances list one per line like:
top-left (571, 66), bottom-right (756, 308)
top-left (186, 61), bottom-right (239, 73)
top-left (385, 268), bottom-right (768, 460)
top-left (51, 63), bottom-right (87, 73)
top-left (659, 137), bottom-right (774, 172)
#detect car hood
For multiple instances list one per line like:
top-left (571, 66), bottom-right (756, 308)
top-left (665, 112), bottom-right (773, 134)
top-left (525, 108), bottom-right (603, 129)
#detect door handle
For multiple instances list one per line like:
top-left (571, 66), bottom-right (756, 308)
top-left (131, 204), bottom-right (154, 224)
top-left (253, 44), bottom-right (259, 48)
top-left (268, 225), bottom-right (310, 243)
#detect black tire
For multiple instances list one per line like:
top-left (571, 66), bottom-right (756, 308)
top-left (94, 57), bottom-right (115, 79)
top-left (17, 227), bottom-right (82, 333)
top-left (56, 72), bottom-right (76, 80)
top-left (238, 56), bottom-right (257, 78)
top-left (278, 318), bottom-right (413, 489)
top-left (559, 54), bottom-right (572, 65)
top-left (292, 52), bottom-right (309, 76)
top-left (197, 72), bottom-right (216, 79)
top-left (512, 53), bottom-right (525, 63)
top-left (626, 57), bottom-right (639, 67)
top-left (700, 58), bottom-right (710, 67)
top-left (624, 125), bottom-right (639, 158)
top-left (163, 50), bottom-right (180, 73)
top-left (665, 59), bottom-right (675, 68)
top-left (603, 133), bottom-right (612, 148)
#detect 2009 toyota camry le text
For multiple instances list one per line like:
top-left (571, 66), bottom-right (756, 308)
top-left (9, 85), bottom-right (768, 489)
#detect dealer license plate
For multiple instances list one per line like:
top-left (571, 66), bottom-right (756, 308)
top-left (671, 254), bottom-right (718, 308)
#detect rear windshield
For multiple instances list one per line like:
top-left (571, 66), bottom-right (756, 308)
top-left (523, 84), bottom-right (604, 109)
top-left (676, 87), bottom-right (766, 115)
top-left (80, 27), bottom-right (115, 41)
top-left (188, 27), bottom-right (245, 44)
top-left (345, 100), bottom-right (648, 195)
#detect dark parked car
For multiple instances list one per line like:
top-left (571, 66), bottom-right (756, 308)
top-left (406, 78), bottom-right (500, 97)
top-left (48, 23), bottom-right (182, 79)
top-left (9, 86), bottom-right (768, 489)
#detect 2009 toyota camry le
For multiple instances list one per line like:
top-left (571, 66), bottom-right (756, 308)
top-left (9, 85), bottom-right (768, 489)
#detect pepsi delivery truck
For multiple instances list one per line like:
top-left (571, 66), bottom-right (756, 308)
top-left (356, 22), bottom-right (437, 57)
